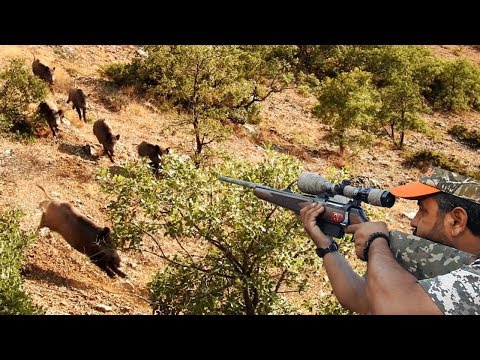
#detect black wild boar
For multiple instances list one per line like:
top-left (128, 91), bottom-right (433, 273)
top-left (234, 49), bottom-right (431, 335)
top-left (32, 56), bottom-right (55, 89)
top-left (66, 88), bottom-right (88, 122)
top-left (37, 185), bottom-right (126, 278)
top-left (137, 141), bottom-right (170, 171)
top-left (93, 119), bottom-right (120, 163)
top-left (37, 101), bottom-right (64, 137)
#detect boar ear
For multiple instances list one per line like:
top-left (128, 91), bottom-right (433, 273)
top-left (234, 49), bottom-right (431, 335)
top-left (52, 67), bottom-right (55, 71)
top-left (165, 147), bottom-right (171, 154)
top-left (116, 134), bottom-right (120, 140)
top-left (155, 145), bottom-right (160, 153)
top-left (99, 227), bottom-right (111, 238)
top-left (58, 109), bottom-right (64, 117)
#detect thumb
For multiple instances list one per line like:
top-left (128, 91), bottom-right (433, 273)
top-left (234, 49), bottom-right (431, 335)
top-left (345, 224), bottom-right (358, 234)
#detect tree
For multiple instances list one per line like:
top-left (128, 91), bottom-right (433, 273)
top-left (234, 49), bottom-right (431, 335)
top-left (433, 58), bottom-right (480, 112)
top-left (378, 76), bottom-right (425, 148)
top-left (357, 46), bottom-right (438, 148)
top-left (312, 69), bottom-right (382, 155)
top-left (103, 46), bottom-right (296, 167)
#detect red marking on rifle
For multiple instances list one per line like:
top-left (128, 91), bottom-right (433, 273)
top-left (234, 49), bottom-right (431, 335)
top-left (330, 212), bottom-right (344, 223)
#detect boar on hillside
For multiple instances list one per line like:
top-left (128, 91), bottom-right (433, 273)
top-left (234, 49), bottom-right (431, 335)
top-left (37, 101), bottom-right (64, 137)
top-left (67, 87), bottom-right (89, 122)
top-left (32, 56), bottom-right (55, 90)
top-left (93, 119), bottom-right (120, 163)
top-left (37, 184), bottom-right (126, 278)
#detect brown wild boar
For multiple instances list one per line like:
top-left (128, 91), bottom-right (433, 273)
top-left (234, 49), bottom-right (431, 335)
top-left (93, 119), bottom-right (120, 163)
top-left (37, 101), bottom-right (64, 137)
top-left (67, 87), bottom-right (88, 122)
top-left (37, 184), bottom-right (126, 278)
top-left (137, 141), bottom-right (170, 171)
top-left (32, 56), bottom-right (55, 89)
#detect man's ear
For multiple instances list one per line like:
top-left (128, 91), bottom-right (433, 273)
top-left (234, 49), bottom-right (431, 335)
top-left (449, 207), bottom-right (468, 236)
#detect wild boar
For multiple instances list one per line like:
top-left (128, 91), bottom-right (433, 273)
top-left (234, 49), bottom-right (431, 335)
top-left (32, 56), bottom-right (55, 89)
top-left (92, 119), bottom-right (120, 163)
top-left (67, 88), bottom-right (88, 122)
top-left (37, 101), bottom-right (64, 137)
top-left (37, 185), bottom-right (126, 278)
top-left (137, 141), bottom-right (170, 171)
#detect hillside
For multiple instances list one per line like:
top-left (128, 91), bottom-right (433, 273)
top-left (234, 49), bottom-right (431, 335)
top-left (0, 45), bottom-right (479, 314)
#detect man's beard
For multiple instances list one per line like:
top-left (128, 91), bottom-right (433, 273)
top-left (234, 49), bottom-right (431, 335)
top-left (412, 215), bottom-right (448, 245)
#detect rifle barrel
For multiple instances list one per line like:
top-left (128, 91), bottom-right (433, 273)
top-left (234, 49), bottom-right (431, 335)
top-left (218, 176), bottom-right (260, 189)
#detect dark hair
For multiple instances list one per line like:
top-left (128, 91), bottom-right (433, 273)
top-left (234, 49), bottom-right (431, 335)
top-left (435, 192), bottom-right (480, 237)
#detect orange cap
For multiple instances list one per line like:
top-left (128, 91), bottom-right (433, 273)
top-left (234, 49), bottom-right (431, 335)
top-left (389, 181), bottom-right (442, 199)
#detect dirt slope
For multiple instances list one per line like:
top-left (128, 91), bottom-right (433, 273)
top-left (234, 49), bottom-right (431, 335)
top-left (0, 45), bottom-right (479, 314)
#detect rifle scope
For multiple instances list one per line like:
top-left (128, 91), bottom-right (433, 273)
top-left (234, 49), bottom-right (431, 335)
top-left (297, 173), bottom-right (396, 208)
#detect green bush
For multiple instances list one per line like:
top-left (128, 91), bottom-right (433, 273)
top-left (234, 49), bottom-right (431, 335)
top-left (0, 58), bottom-right (48, 137)
top-left (402, 149), bottom-right (479, 178)
top-left (448, 124), bottom-right (480, 149)
top-left (101, 62), bottom-right (139, 87)
top-left (0, 209), bottom-right (42, 315)
top-left (99, 151), bottom-right (369, 314)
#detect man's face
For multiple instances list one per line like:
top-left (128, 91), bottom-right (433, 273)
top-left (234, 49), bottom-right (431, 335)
top-left (411, 195), bottom-right (449, 245)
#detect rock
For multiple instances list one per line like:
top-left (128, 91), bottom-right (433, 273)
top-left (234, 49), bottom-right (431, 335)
top-left (121, 279), bottom-right (135, 292)
top-left (94, 304), bottom-right (112, 313)
top-left (136, 48), bottom-right (148, 58)
top-left (402, 210), bottom-right (417, 220)
top-left (243, 124), bottom-right (256, 133)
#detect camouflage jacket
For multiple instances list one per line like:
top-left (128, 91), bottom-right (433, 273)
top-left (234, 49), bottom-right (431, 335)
top-left (389, 230), bottom-right (480, 315)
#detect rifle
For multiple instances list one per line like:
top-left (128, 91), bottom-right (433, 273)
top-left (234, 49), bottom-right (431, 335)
top-left (218, 173), bottom-right (395, 239)
top-left (219, 173), bottom-right (478, 279)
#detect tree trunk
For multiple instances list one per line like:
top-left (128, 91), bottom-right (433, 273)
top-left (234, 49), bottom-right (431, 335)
top-left (243, 286), bottom-right (255, 315)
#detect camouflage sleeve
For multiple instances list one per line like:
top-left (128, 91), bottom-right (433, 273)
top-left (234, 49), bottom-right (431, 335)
top-left (418, 259), bottom-right (480, 315)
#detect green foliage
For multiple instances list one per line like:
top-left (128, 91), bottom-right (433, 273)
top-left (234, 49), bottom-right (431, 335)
top-left (0, 209), bottom-right (42, 315)
top-left (312, 69), bottom-right (382, 154)
top-left (99, 151), bottom-right (341, 314)
top-left (296, 45), bottom-right (372, 81)
top-left (447, 124), bottom-right (480, 149)
top-left (402, 149), bottom-right (479, 178)
top-left (360, 46), bottom-right (435, 148)
top-left (428, 58), bottom-right (480, 112)
top-left (101, 62), bottom-right (137, 86)
top-left (97, 159), bottom-right (164, 249)
top-left (0, 58), bottom-right (48, 136)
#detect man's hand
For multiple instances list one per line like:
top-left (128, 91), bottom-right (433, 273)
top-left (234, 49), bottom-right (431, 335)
top-left (345, 222), bottom-right (389, 260)
top-left (299, 202), bottom-right (333, 248)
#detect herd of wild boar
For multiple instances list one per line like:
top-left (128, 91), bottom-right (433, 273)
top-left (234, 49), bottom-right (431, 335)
top-left (30, 56), bottom-right (170, 279)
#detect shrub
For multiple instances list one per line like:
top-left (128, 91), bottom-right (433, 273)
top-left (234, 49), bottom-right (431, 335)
top-left (0, 58), bottom-right (48, 137)
top-left (448, 124), bottom-right (480, 149)
top-left (402, 149), bottom-right (479, 178)
top-left (0, 209), bottom-right (42, 315)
